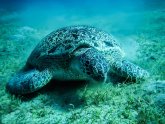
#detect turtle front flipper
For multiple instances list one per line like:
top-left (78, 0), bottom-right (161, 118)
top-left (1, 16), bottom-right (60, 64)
top-left (73, 48), bottom-right (110, 83)
top-left (6, 69), bottom-right (52, 94)
top-left (111, 60), bottom-right (149, 81)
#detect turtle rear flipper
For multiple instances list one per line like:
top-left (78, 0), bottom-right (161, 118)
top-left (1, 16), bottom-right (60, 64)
top-left (6, 69), bottom-right (52, 94)
top-left (111, 60), bottom-right (149, 81)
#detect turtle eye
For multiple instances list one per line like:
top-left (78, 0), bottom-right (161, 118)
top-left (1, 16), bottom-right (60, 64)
top-left (48, 46), bottom-right (58, 54)
top-left (103, 41), bottom-right (114, 47)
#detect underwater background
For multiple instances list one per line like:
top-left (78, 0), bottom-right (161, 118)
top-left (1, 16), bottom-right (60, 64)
top-left (0, 0), bottom-right (165, 123)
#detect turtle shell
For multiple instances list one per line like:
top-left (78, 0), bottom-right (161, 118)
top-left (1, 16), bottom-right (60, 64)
top-left (27, 25), bottom-right (123, 69)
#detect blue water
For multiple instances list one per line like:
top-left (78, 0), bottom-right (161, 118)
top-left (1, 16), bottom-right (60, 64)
top-left (2, 0), bottom-right (164, 34)
top-left (1, 0), bottom-right (164, 28)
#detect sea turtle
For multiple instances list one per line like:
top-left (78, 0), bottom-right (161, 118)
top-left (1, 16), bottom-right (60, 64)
top-left (6, 25), bottom-right (149, 94)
